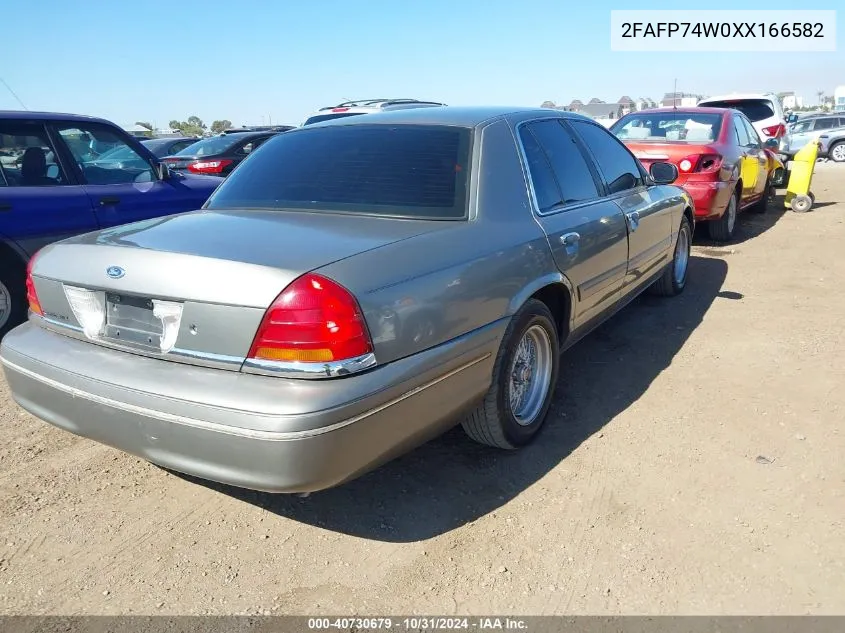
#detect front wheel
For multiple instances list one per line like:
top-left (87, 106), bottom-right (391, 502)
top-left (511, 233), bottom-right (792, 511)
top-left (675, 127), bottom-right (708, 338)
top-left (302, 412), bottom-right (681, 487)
top-left (461, 299), bottom-right (559, 449)
top-left (650, 215), bottom-right (692, 297)
top-left (829, 141), bottom-right (845, 163)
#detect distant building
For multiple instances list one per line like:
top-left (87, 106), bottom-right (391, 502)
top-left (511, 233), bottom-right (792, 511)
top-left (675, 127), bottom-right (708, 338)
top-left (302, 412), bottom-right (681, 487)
top-left (565, 96), bottom-right (635, 121)
top-left (661, 92), bottom-right (701, 107)
top-left (778, 92), bottom-right (803, 110)
top-left (636, 97), bottom-right (658, 111)
top-left (834, 86), bottom-right (845, 112)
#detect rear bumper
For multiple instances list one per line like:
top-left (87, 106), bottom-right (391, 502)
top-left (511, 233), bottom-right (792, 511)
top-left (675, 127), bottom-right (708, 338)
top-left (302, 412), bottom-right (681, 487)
top-left (682, 180), bottom-right (734, 220)
top-left (0, 321), bottom-right (504, 493)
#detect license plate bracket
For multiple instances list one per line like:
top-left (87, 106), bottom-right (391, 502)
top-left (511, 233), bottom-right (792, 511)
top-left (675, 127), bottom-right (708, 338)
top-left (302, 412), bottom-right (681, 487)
top-left (103, 292), bottom-right (164, 351)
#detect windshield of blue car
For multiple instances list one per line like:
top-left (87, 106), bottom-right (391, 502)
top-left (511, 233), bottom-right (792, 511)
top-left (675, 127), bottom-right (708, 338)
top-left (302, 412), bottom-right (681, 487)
top-left (303, 112), bottom-right (368, 126)
top-left (612, 113), bottom-right (723, 142)
top-left (173, 135), bottom-right (245, 157)
top-left (206, 124), bottom-right (472, 219)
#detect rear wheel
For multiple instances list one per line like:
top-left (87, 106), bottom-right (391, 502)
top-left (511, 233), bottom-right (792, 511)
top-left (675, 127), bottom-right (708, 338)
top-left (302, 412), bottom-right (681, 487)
top-left (650, 215), bottom-right (692, 297)
top-left (829, 141), bottom-right (845, 163)
top-left (461, 299), bottom-right (559, 449)
top-left (708, 189), bottom-right (738, 242)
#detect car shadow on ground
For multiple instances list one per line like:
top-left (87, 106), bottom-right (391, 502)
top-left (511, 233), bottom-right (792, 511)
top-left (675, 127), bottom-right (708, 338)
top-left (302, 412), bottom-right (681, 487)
top-left (177, 255), bottom-right (729, 542)
top-left (694, 191), bottom-right (789, 247)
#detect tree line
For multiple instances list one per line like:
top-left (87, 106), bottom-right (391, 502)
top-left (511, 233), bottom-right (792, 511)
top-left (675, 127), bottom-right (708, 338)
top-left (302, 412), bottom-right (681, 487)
top-left (133, 117), bottom-right (233, 137)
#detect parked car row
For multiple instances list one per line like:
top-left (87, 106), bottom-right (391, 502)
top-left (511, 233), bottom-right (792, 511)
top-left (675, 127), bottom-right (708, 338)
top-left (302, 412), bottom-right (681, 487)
top-left (1, 105), bottom-right (697, 494)
top-left (610, 105), bottom-right (784, 242)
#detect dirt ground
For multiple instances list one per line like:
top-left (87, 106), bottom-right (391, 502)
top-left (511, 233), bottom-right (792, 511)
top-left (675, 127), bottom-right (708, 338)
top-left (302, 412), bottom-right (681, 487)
top-left (1, 166), bottom-right (843, 616)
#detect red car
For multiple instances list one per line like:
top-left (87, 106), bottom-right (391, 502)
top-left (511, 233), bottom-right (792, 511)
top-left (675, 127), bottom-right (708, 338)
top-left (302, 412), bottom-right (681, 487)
top-left (610, 107), bottom-right (784, 242)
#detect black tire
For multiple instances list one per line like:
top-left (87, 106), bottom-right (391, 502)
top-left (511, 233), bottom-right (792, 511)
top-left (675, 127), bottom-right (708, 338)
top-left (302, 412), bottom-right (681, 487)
top-left (649, 214), bottom-right (692, 297)
top-left (708, 189), bottom-right (739, 242)
top-left (0, 257), bottom-right (27, 339)
top-left (748, 178), bottom-right (771, 214)
top-left (461, 299), bottom-right (559, 449)
top-left (828, 141), bottom-right (845, 163)
top-left (791, 194), bottom-right (813, 213)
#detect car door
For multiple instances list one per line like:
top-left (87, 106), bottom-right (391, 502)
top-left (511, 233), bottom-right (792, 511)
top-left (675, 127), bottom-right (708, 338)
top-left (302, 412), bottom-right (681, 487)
top-left (568, 118), bottom-right (674, 298)
top-left (740, 116), bottom-right (769, 197)
top-left (0, 120), bottom-right (98, 257)
top-left (731, 114), bottom-right (761, 202)
top-left (517, 119), bottom-right (628, 328)
top-left (52, 121), bottom-right (204, 228)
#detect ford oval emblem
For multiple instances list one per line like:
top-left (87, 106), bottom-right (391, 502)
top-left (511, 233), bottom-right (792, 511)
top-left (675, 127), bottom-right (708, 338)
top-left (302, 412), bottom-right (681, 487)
top-left (106, 266), bottom-right (125, 279)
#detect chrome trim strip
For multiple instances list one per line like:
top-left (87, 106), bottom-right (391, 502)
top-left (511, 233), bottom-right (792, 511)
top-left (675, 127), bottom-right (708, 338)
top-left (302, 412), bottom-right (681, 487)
top-left (0, 353), bottom-right (491, 442)
top-left (37, 315), bottom-right (244, 370)
top-left (241, 352), bottom-right (377, 379)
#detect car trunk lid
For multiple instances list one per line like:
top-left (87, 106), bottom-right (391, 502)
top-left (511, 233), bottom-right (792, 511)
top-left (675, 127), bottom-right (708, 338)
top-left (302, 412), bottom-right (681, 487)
top-left (624, 141), bottom-right (722, 182)
top-left (30, 209), bottom-right (448, 370)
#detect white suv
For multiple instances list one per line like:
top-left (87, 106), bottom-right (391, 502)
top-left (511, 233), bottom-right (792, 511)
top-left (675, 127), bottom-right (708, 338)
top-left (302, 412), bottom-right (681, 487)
top-left (698, 93), bottom-right (787, 142)
top-left (301, 98), bottom-right (446, 126)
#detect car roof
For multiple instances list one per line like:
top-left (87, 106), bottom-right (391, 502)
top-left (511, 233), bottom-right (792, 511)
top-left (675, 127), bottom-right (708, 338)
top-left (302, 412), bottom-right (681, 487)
top-left (299, 105), bottom-right (594, 129)
top-left (624, 106), bottom-right (731, 115)
top-left (0, 110), bottom-right (115, 125)
top-left (699, 93), bottom-right (777, 102)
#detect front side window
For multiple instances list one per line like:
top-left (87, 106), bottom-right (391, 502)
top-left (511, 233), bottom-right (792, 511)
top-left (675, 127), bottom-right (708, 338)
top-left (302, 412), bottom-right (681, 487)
top-left (790, 120), bottom-right (814, 134)
top-left (207, 124), bottom-right (471, 219)
top-left (570, 120), bottom-right (642, 195)
top-left (0, 122), bottom-right (67, 187)
top-left (57, 124), bottom-right (155, 185)
top-left (525, 120), bottom-right (599, 205)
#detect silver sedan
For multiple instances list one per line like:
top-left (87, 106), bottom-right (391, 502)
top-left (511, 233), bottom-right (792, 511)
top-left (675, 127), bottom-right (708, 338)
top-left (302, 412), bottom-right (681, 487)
top-left (1, 106), bottom-right (694, 493)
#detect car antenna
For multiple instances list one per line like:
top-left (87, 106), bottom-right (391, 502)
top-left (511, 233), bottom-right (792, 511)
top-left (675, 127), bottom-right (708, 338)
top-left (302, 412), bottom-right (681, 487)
top-left (0, 76), bottom-right (28, 110)
top-left (673, 78), bottom-right (678, 111)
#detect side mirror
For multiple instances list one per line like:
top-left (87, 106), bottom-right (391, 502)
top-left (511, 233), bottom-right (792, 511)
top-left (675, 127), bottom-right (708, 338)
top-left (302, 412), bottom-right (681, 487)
top-left (157, 162), bottom-right (171, 180)
top-left (764, 138), bottom-right (780, 150)
top-left (649, 161), bottom-right (678, 185)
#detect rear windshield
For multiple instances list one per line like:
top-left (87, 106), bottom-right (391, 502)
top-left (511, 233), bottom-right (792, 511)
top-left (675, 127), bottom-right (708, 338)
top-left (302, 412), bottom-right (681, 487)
top-left (206, 124), bottom-right (472, 219)
top-left (699, 99), bottom-right (775, 122)
top-left (174, 135), bottom-right (243, 157)
top-left (303, 112), bottom-right (368, 126)
top-left (611, 112), bottom-right (723, 142)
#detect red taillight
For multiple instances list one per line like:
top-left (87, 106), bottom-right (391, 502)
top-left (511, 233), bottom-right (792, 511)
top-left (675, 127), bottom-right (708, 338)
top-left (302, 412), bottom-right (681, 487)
top-left (762, 124), bottom-right (786, 138)
top-left (187, 159), bottom-right (233, 174)
top-left (25, 253), bottom-right (43, 316)
top-left (331, 107), bottom-right (351, 112)
top-left (678, 154), bottom-right (723, 174)
top-left (247, 274), bottom-right (373, 364)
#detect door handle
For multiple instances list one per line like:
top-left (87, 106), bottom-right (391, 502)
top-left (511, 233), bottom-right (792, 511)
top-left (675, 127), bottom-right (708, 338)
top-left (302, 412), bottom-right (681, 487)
top-left (626, 211), bottom-right (640, 232)
top-left (0, 202), bottom-right (11, 212)
top-left (560, 232), bottom-right (580, 255)
top-left (99, 197), bottom-right (121, 206)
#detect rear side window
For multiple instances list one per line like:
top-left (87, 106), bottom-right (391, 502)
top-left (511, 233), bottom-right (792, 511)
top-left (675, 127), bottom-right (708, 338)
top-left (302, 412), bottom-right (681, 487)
top-left (207, 124), bottom-right (472, 219)
top-left (0, 121), bottom-right (68, 186)
top-left (702, 99), bottom-right (775, 122)
top-left (733, 116), bottom-right (751, 146)
top-left (524, 120), bottom-right (599, 205)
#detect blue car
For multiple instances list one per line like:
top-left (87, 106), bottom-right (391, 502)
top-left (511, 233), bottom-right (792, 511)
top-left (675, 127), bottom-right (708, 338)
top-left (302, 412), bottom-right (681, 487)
top-left (0, 111), bottom-right (223, 335)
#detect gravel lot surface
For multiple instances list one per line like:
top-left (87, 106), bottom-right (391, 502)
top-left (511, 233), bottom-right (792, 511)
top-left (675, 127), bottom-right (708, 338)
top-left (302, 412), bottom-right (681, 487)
top-left (1, 166), bottom-right (843, 615)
